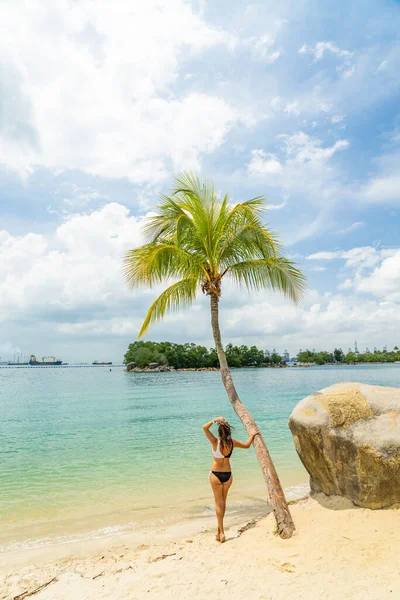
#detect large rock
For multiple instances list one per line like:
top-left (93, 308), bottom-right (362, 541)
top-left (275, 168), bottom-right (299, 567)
top-left (289, 382), bottom-right (400, 509)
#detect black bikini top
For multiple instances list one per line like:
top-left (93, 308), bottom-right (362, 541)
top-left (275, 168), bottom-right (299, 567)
top-left (224, 446), bottom-right (233, 458)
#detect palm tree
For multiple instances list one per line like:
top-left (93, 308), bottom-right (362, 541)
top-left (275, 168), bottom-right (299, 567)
top-left (123, 173), bottom-right (306, 538)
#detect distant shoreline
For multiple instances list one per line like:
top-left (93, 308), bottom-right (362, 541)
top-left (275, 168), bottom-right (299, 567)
top-left (125, 364), bottom-right (293, 373)
top-left (126, 362), bottom-right (400, 372)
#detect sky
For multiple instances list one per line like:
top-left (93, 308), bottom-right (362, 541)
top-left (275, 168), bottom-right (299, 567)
top-left (1, 0), bottom-right (400, 362)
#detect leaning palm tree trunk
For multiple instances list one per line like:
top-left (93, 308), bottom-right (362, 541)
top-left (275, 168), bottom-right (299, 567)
top-left (210, 294), bottom-right (295, 538)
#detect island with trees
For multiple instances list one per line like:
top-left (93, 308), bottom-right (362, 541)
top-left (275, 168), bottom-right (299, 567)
top-left (124, 341), bottom-right (283, 370)
top-left (124, 341), bottom-right (400, 370)
top-left (296, 347), bottom-right (400, 364)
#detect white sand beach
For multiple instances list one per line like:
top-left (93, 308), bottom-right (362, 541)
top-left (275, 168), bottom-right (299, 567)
top-left (2, 494), bottom-right (399, 600)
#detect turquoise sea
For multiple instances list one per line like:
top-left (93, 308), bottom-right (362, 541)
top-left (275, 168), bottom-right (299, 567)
top-left (1, 364), bottom-right (400, 553)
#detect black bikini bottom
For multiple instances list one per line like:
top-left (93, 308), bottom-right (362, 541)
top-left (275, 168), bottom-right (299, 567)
top-left (211, 471), bottom-right (232, 484)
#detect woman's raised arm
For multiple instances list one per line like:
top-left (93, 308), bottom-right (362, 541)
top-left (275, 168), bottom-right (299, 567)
top-left (202, 416), bottom-right (224, 444)
top-left (233, 430), bottom-right (260, 449)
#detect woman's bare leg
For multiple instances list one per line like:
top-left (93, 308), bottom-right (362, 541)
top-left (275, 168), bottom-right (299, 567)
top-left (210, 474), bottom-right (233, 542)
top-left (222, 477), bottom-right (233, 520)
top-left (219, 477), bottom-right (232, 541)
top-left (210, 474), bottom-right (225, 540)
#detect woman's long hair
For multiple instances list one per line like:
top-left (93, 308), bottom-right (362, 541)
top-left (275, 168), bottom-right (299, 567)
top-left (218, 421), bottom-right (234, 455)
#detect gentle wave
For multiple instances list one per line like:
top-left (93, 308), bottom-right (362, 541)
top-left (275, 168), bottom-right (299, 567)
top-left (284, 482), bottom-right (310, 499)
top-left (0, 522), bottom-right (139, 554)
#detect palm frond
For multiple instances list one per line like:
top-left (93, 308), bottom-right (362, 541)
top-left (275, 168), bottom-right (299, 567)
top-left (226, 258), bottom-right (307, 303)
top-left (123, 243), bottom-right (202, 289)
top-left (138, 277), bottom-right (199, 338)
top-left (143, 195), bottom-right (193, 243)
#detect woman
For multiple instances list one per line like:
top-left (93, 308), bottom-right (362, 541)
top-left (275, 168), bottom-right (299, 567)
top-left (203, 416), bottom-right (259, 543)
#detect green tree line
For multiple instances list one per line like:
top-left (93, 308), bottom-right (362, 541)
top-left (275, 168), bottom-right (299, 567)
top-left (297, 347), bottom-right (400, 365)
top-left (124, 341), bottom-right (282, 369)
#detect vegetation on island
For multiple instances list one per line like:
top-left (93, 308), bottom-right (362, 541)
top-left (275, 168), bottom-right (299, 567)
top-left (123, 172), bottom-right (306, 539)
top-left (297, 347), bottom-right (400, 365)
top-left (124, 342), bottom-right (400, 369)
top-left (124, 341), bottom-right (282, 369)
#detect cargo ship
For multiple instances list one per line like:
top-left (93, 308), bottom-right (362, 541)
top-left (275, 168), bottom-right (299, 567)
top-left (92, 360), bottom-right (112, 365)
top-left (29, 354), bottom-right (62, 366)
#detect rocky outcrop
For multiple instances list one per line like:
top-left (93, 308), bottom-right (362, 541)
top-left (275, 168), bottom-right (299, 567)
top-left (126, 364), bottom-right (174, 372)
top-left (289, 382), bottom-right (400, 509)
top-left (125, 365), bottom-right (219, 373)
top-left (178, 367), bottom-right (219, 372)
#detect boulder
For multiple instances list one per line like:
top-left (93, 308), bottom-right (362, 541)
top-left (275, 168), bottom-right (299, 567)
top-left (126, 362), bottom-right (136, 371)
top-left (289, 382), bottom-right (400, 509)
top-left (148, 362), bottom-right (160, 369)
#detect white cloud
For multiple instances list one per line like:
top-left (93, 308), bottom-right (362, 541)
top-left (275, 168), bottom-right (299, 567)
top-left (0, 0), bottom-right (244, 182)
top-left (338, 64), bottom-right (356, 79)
top-left (306, 251), bottom-right (342, 260)
top-left (224, 290), bottom-right (400, 352)
top-left (357, 144), bottom-right (400, 205)
top-left (376, 60), bottom-right (388, 73)
top-left (0, 203), bottom-right (146, 322)
top-left (46, 183), bottom-right (109, 216)
top-left (338, 278), bottom-right (353, 290)
top-left (246, 132), bottom-right (350, 243)
top-left (284, 102), bottom-right (301, 116)
top-left (248, 132), bottom-right (349, 179)
top-left (331, 115), bottom-right (345, 124)
top-left (50, 278), bottom-right (400, 354)
top-left (299, 41), bottom-right (355, 80)
top-left (306, 246), bottom-right (385, 269)
top-left (270, 96), bottom-right (282, 110)
top-left (356, 250), bottom-right (400, 302)
top-left (335, 221), bottom-right (365, 235)
top-left (247, 150), bottom-right (283, 175)
top-left (247, 35), bottom-right (280, 63)
top-left (362, 174), bottom-right (400, 204)
top-left (306, 245), bottom-right (400, 302)
top-left (267, 200), bottom-right (287, 211)
top-left (309, 266), bottom-right (327, 272)
top-left (281, 132), bottom-right (349, 164)
top-left (269, 95), bottom-right (335, 119)
top-left (299, 42), bottom-right (351, 61)
top-left (318, 103), bottom-right (333, 113)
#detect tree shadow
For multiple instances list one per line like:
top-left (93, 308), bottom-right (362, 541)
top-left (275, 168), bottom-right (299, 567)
top-left (310, 492), bottom-right (400, 512)
top-left (310, 491), bottom-right (359, 511)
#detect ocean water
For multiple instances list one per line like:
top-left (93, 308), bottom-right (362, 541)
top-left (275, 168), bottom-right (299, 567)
top-left (1, 364), bottom-right (400, 553)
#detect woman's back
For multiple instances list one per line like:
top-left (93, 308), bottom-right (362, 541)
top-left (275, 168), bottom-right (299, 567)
top-left (212, 439), bottom-right (233, 459)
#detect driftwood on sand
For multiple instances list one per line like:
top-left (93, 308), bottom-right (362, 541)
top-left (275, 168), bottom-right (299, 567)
top-left (14, 577), bottom-right (57, 600)
top-left (150, 552), bottom-right (177, 563)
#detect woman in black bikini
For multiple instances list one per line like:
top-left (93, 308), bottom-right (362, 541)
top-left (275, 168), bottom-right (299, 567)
top-left (203, 416), bottom-right (259, 543)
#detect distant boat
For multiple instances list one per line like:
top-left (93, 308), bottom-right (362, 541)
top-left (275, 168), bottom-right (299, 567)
top-left (92, 360), bottom-right (113, 365)
top-left (29, 354), bottom-right (62, 366)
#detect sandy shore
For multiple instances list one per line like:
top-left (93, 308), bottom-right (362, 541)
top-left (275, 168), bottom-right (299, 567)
top-left (2, 494), bottom-right (400, 600)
